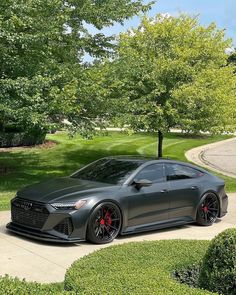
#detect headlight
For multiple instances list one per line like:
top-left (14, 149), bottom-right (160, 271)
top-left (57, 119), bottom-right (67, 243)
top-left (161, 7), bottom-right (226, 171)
top-left (51, 200), bottom-right (87, 210)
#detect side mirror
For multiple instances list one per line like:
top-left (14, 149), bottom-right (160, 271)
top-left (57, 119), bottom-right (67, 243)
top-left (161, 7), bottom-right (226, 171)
top-left (132, 179), bottom-right (152, 190)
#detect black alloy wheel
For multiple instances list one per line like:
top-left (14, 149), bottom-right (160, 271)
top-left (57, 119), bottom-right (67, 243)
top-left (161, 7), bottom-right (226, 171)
top-left (196, 193), bottom-right (219, 226)
top-left (87, 202), bottom-right (121, 244)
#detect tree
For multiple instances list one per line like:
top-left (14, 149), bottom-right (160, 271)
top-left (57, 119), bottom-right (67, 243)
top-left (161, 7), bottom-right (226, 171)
top-left (228, 51), bottom-right (236, 64)
top-left (106, 14), bottom-right (236, 157)
top-left (172, 66), bottom-right (236, 134)
top-left (0, 0), bottom-right (151, 145)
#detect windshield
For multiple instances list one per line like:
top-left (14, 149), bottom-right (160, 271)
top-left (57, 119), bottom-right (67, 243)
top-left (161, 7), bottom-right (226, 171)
top-left (71, 158), bottom-right (143, 184)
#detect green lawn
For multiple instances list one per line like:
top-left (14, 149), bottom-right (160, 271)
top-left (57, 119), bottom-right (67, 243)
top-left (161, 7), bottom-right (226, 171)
top-left (0, 131), bottom-right (235, 210)
top-left (0, 240), bottom-right (213, 294)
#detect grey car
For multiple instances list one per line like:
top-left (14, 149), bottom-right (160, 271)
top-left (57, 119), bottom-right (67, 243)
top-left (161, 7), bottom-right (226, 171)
top-left (7, 156), bottom-right (228, 244)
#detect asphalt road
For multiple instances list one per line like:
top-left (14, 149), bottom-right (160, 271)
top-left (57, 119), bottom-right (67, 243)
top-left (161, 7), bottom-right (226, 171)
top-left (186, 137), bottom-right (236, 178)
top-left (201, 138), bottom-right (236, 177)
top-left (0, 193), bottom-right (235, 283)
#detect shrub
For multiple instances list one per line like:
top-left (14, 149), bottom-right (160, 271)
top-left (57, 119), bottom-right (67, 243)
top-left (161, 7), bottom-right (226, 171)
top-left (0, 275), bottom-right (64, 295)
top-left (198, 228), bottom-right (236, 294)
top-left (0, 127), bottom-right (46, 147)
top-left (174, 264), bottom-right (200, 288)
top-left (64, 240), bottom-right (211, 294)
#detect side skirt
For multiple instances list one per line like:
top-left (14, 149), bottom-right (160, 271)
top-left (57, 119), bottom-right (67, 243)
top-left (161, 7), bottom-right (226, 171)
top-left (120, 219), bottom-right (194, 236)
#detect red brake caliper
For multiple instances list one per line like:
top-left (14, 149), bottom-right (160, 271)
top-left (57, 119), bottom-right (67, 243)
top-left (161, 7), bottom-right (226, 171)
top-left (100, 219), bottom-right (105, 225)
top-left (100, 208), bottom-right (106, 225)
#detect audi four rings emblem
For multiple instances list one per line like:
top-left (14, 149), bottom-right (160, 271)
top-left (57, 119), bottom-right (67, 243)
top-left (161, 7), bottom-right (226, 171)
top-left (14, 200), bottom-right (33, 211)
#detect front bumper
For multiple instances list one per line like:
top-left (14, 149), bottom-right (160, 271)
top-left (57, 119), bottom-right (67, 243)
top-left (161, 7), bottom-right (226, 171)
top-left (6, 222), bottom-right (84, 243)
top-left (7, 198), bottom-right (89, 243)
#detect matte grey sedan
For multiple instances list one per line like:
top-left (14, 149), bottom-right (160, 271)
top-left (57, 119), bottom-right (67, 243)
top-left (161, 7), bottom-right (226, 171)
top-left (7, 156), bottom-right (228, 244)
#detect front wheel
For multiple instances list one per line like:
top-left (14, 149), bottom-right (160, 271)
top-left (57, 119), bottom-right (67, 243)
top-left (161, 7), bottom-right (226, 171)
top-left (86, 202), bottom-right (122, 244)
top-left (196, 193), bottom-right (219, 226)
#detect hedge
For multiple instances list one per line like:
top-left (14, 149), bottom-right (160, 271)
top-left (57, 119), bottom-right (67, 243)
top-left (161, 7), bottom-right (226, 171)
top-left (0, 129), bottom-right (46, 147)
top-left (64, 240), bottom-right (214, 294)
top-left (0, 276), bottom-right (64, 295)
top-left (199, 228), bottom-right (236, 294)
top-left (0, 240), bottom-right (216, 294)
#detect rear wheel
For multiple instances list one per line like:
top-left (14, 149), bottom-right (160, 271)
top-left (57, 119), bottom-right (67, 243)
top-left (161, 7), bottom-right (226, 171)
top-left (86, 202), bottom-right (121, 244)
top-left (196, 193), bottom-right (219, 226)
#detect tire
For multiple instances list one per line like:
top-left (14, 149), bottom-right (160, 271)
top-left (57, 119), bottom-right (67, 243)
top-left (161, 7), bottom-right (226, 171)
top-left (196, 193), bottom-right (219, 226)
top-left (86, 202), bottom-right (122, 244)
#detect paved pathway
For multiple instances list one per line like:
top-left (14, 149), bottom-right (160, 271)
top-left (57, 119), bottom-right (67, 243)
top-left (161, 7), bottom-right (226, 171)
top-left (186, 137), bottom-right (236, 178)
top-left (0, 194), bottom-right (235, 283)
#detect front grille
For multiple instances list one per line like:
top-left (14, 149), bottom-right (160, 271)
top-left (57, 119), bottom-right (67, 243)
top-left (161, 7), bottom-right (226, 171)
top-left (54, 218), bottom-right (73, 236)
top-left (11, 198), bottom-right (49, 229)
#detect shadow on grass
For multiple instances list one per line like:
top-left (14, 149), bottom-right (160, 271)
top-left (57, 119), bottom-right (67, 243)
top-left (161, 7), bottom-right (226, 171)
top-left (0, 145), bottom-right (142, 193)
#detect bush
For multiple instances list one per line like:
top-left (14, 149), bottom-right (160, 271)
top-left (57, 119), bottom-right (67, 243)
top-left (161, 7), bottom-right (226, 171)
top-left (0, 275), bottom-right (64, 295)
top-left (174, 264), bottom-right (200, 288)
top-left (0, 127), bottom-right (46, 147)
top-left (198, 228), bottom-right (236, 294)
top-left (64, 240), bottom-right (211, 294)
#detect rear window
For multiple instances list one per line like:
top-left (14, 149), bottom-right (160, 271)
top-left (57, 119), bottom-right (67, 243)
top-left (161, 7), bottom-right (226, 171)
top-left (165, 163), bottom-right (204, 181)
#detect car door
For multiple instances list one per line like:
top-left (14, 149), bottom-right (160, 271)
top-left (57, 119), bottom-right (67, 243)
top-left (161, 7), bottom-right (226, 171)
top-left (126, 163), bottom-right (170, 228)
top-left (164, 163), bottom-right (203, 221)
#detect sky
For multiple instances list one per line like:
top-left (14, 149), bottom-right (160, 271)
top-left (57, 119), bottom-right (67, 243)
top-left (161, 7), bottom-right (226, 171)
top-left (91, 0), bottom-right (236, 48)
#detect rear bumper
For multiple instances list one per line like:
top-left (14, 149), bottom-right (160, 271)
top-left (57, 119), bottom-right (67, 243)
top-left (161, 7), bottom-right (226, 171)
top-left (219, 194), bottom-right (228, 218)
top-left (6, 222), bottom-right (85, 243)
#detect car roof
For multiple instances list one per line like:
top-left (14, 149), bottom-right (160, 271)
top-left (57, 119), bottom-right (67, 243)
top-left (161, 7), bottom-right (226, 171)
top-left (103, 156), bottom-right (208, 172)
top-left (103, 155), bottom-right (177, 163)
top-left (104, 155), bottom-right (155, 162)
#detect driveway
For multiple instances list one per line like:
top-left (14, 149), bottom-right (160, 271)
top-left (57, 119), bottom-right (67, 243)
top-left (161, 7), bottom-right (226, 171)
top-left (0, 193), bottom-right (235, 283)
top-left (186, 137), bottom-right (236, 178)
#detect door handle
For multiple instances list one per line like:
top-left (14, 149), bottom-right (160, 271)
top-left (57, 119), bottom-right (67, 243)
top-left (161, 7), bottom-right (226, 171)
top-left (160, 189), bottom-right (168, 193)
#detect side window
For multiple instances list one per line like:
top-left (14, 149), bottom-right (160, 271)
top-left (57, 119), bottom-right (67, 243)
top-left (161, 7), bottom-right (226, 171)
top-left (165, 164), bottom-right (203, 181)
top-left (135, 164), bottom-right (165, 183)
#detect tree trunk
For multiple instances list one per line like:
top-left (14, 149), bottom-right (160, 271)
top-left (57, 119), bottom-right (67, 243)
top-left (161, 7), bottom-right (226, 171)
top-left (156, 130), bottom-right (163, 158)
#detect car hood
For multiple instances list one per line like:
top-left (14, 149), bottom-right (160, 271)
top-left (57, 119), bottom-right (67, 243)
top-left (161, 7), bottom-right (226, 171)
top-left (17, 177), bottom-right (117, 203)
